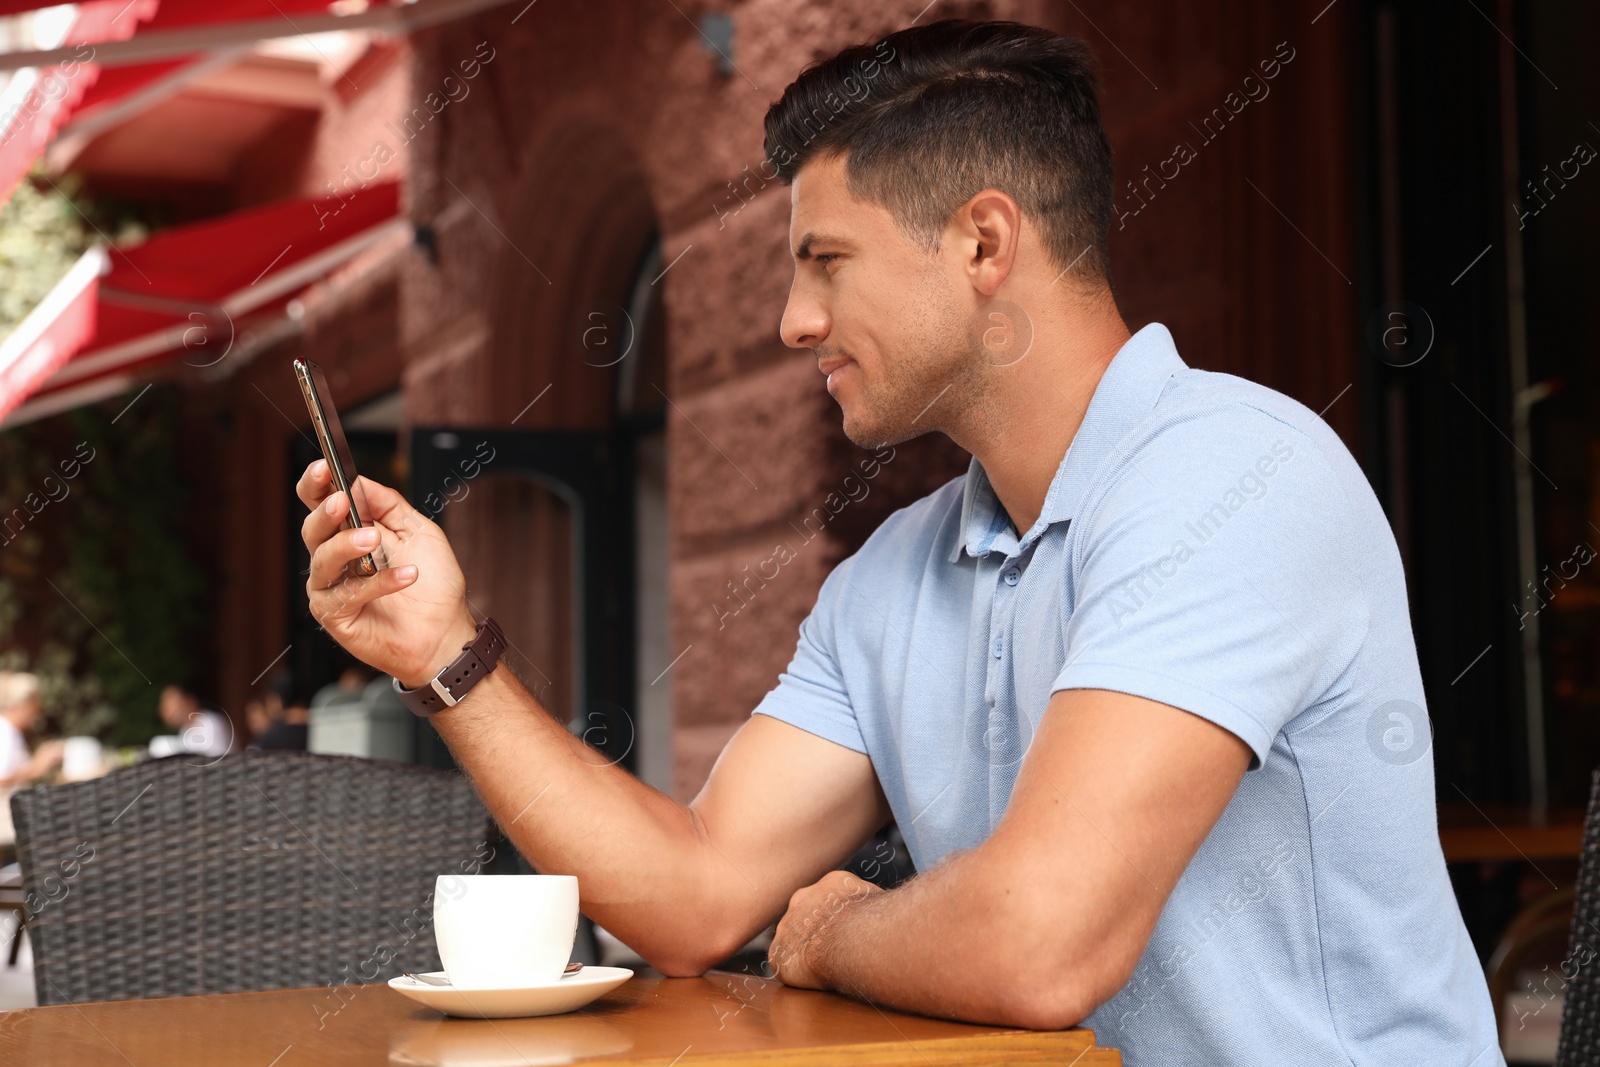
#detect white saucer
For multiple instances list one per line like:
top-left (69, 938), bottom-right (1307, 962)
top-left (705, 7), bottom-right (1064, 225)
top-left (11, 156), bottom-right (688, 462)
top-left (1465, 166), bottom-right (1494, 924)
top-left (388, 967), bottom-right (634, 1019)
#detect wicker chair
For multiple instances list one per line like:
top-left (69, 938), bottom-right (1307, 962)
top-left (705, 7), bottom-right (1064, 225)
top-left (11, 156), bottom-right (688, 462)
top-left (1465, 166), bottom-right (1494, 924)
top-left (1557, 769), bottom-right (1600, 1065)
top-left (10, 751), bottom-right (496, 1005)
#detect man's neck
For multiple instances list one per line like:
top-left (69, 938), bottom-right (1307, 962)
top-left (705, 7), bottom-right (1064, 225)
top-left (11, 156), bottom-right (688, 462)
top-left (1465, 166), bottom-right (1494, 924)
top-left (950, 302), bottom-right (1131, 537)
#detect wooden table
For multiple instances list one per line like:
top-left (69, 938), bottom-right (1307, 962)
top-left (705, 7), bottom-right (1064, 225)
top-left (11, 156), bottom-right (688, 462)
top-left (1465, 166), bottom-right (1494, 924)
top-left (0, 967), bottom-right (1121, 1065)
top-left (1437, 803), bottom-right (1587, 863)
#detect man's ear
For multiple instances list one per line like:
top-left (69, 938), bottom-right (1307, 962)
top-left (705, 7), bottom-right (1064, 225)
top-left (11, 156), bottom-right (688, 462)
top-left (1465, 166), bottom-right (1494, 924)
top-left (957, 188), bottom-right (1022, 297)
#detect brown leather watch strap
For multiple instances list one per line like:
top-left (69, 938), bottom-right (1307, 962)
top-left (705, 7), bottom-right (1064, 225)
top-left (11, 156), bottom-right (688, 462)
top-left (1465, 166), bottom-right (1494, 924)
top-left (392, 616), bottom-right (507, 717)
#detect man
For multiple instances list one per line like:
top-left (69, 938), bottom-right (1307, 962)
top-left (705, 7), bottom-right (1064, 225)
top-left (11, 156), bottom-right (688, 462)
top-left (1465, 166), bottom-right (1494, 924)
top-left (152, 684), bottom-right (233, 758)
top-left (0, 673), bottom-right (62, 788)
top-left (245, 687), bottom-right (311, 752)
top-left (296, 19), bottom-right (1501, 1065)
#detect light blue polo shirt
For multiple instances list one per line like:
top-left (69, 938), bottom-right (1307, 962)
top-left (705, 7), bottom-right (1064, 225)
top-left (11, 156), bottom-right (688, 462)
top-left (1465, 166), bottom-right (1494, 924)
top-left (752, 322), bottom-right (1503, 1066)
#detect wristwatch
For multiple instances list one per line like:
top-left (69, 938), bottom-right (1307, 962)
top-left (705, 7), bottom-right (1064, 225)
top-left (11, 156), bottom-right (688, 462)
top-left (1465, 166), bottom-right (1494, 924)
top-left (392, 615), bottom-right (508, 717)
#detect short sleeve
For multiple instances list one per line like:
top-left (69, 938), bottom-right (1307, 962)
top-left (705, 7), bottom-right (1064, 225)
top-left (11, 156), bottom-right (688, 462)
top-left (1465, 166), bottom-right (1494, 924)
top-left (0, 725), bottom-right (25, 777)
top-left (1052, 407), bottom-right (1368, 771)
top-left (750, 554), bottom-right (869, 755)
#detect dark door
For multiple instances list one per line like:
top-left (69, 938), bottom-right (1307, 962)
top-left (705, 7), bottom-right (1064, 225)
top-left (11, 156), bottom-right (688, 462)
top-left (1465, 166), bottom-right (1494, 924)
top-left (406, 428), bottom-right (637, 775)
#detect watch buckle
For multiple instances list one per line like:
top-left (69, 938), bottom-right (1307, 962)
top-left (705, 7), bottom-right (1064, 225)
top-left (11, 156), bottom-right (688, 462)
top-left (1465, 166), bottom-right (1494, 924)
top-left (429, 675), bottom-right (460, 707)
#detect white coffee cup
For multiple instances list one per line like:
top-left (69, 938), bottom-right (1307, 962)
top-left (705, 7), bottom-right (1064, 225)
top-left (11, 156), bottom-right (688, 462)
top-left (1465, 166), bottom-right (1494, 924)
top-left (433, 874), bottom-right (579, 989)
top-left (61, 736), bottom-right (103, 780)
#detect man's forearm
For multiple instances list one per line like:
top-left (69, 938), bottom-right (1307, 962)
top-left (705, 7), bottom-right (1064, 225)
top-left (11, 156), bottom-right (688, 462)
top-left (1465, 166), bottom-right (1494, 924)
top-left (805, 849), bottom-right (1069, 1029)
top-left (430, 662), bottom-right (735, 974)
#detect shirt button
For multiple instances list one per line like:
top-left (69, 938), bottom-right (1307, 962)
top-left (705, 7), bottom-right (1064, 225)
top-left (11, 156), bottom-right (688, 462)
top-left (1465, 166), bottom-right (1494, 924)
top-left (992, 636), bottom-right (1004, 659)
top-left (1003, 567), bottom-right (1021, 586)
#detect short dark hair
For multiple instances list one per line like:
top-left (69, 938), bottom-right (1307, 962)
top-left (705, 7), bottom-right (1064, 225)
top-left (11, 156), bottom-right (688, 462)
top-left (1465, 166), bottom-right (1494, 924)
top-left (764, 19), bottom-right (1115, 288)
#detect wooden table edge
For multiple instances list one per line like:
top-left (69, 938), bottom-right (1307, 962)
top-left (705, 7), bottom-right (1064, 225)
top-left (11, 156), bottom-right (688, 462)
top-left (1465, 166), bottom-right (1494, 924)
top-left (594, 1030), bottom-right (1121, 1066)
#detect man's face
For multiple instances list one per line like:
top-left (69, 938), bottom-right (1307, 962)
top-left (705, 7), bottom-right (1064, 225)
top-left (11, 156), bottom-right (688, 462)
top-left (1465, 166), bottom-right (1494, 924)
top-left (780, 154), bottom-right (978, 447)
top-left (12, 697), bottom-right (39, 732)
top-left (158, 687), bottom-right (191, 728)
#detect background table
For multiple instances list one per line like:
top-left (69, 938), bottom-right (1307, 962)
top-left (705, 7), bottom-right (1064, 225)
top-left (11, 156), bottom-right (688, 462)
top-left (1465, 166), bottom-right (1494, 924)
top-left (1437, 803), bottom-right (1587, 863)
top-left (0, 966), bottom-right (1121, 1065)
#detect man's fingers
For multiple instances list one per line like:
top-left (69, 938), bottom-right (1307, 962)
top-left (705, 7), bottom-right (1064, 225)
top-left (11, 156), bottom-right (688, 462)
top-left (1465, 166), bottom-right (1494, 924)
top-left (298, 464), bottom-right (433, 552)
top-left (301, 485), bottom-right (351, 556)
top-left (350, 475), bottom-right (425, 536)
top-left (295, 458), bottom-right (331, 510)
top-left (308, 523), bottom-right (391, 591)
top-left (309, 560), bottom-right (419, 626)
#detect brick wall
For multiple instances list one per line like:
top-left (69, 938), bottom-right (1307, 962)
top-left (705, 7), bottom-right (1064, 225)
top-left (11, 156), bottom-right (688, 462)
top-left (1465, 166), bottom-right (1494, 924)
top-left (390, 0), bottom-right (1359, 802)
top-left (181, 0), bottom-right (1359, 797)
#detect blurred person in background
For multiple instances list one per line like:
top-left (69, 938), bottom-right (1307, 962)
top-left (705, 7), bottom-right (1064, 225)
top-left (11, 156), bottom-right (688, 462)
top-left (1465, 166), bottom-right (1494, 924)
top-left (248, 684), bottom-right (309, 752)
top-left (0, 672), bottom-right (62, 788)
top-left (310, 663), bottom-right (372, 709)
top-left (150, 684), bottom-right (233, 758)
top-left (244, 693), bottom-right (276, 742)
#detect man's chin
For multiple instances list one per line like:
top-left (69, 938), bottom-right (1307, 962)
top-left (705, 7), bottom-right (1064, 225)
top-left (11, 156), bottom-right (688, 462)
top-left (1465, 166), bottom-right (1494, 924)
top-left (839, 408), bottom-right (924, 450)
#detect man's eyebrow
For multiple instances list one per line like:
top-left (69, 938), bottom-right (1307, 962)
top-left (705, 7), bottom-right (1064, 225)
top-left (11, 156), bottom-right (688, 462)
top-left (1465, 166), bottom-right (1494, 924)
top-left (793, 232), bottom-right (853, 261)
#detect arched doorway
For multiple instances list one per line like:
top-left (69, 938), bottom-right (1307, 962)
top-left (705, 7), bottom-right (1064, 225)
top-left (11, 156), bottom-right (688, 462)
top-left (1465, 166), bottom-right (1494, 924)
top-left (410, 115), bottom-right (671, 788)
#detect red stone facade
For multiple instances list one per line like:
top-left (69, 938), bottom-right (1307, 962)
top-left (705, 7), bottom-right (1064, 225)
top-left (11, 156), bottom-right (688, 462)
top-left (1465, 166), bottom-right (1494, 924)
top-left (189, 0), bottom-right (1358, 803)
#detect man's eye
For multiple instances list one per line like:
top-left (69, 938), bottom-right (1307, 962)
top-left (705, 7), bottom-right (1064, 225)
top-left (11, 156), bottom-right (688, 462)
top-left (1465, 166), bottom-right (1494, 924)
top-left (814, 254), bottom-right (837, 266)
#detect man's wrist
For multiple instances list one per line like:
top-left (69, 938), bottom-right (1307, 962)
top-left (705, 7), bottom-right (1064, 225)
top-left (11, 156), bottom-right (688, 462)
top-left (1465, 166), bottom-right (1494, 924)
top-left (398, 613), bottom-right (481, 690)
top-left (806, 887), bottom-right (872, 991)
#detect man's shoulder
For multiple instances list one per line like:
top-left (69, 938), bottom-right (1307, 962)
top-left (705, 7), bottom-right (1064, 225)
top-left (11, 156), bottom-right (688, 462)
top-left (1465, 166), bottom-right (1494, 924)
top-left (1103, 369), bottom-right (1361, 504)
top-left (1154, 367), bottom-right (1341, 450)
top-left (1068, 369), bottom-right (1376, 568)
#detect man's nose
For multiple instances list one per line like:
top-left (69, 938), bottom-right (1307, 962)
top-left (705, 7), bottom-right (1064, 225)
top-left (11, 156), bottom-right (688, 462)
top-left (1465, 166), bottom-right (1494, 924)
top-left (780, 291), bottom-right (828, 350)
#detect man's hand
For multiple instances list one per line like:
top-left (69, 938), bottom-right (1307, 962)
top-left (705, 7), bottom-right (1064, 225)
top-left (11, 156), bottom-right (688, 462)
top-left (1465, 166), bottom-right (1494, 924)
top-left (295, 459), bottom-right (477, 687)
top-left (769, 869), bottom-right (883, 990)
top-left (25, 739), bottom-right (64, 782)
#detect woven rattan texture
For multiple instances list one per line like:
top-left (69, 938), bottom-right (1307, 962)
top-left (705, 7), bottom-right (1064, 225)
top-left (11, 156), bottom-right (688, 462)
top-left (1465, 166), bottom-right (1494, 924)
top-left (10, 751), bottom-right (493, 1005)
top-left (1556, 769), bottom-right (1600, 1066)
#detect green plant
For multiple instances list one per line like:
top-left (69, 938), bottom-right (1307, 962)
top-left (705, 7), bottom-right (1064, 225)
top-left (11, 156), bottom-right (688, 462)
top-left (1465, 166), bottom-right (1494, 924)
top-left (0, 385), bottom-right (206, 745)
top-left (53, 387), bottom-right (207, 745)
top-left (0, 171), bottom-right (150, 335)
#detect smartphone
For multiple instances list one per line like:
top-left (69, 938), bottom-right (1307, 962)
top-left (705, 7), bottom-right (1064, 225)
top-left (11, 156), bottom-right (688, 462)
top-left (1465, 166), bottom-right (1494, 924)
top-left (293, 358), bottom-right (386, 579)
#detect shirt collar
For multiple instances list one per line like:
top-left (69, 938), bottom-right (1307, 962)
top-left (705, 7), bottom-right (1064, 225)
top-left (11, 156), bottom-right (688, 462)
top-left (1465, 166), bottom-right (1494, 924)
top-left (948, 322), bottom-right (1187, 563)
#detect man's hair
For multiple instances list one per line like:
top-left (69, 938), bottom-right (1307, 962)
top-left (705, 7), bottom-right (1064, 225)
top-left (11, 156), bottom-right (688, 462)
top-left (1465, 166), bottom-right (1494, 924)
top-left (0, 672), bottom-right (40, 716)
top-left (764, 18), bottom-right (1116, 288)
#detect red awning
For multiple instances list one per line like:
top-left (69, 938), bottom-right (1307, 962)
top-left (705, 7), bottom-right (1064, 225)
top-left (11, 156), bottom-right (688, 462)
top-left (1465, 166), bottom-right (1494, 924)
top-left (0, 1), bottom-right (339, 22)
top-left (0, 0), bottom-right (159, 199)
top-left (0, 179), bottom-right (403, 426)
top-left (0, 1), bottom-right (373, 204)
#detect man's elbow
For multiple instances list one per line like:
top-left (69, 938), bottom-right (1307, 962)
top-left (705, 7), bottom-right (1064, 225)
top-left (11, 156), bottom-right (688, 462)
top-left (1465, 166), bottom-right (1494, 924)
top-left (994, 912), bottom-right (1139, 1029)
top-left (650, 954), bottom-right (714, 978)
top-left (638, 927), bottom-right (746, 979)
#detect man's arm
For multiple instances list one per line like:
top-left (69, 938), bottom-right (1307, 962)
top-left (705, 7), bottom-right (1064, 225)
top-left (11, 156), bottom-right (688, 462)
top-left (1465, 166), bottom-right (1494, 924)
top-left (771, 686), bottom-right (1250, 1029)
top-left (1, 738), bottom-right (63, 787)
top-left (431, 666), bottom-right (890, 974)
top-left (295, 460), bottom-right (889, 976)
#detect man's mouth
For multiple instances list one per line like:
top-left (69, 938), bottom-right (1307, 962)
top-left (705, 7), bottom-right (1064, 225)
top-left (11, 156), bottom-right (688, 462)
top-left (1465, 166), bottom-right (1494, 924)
top-left (818, 355), bottom-right (854, 392)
